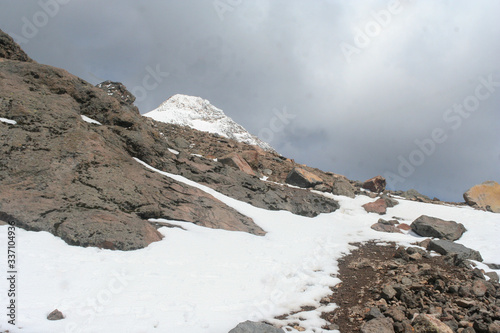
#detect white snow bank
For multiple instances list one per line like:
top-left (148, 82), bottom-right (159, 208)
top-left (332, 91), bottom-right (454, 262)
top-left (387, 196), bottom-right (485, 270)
top-left (0, 159), bottom-right (498, 333)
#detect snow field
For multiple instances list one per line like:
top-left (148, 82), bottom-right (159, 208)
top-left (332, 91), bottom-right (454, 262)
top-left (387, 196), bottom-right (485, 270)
top-left (0, 159), bottom-right (498, 333)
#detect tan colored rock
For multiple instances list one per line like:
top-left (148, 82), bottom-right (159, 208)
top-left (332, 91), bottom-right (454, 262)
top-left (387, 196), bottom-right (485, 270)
top-left (412, 314), bottom-right (453, 333)
top-left (464, 181), bottom-right (500, 213)
top-left (219, 152), bottom-right (256, 176)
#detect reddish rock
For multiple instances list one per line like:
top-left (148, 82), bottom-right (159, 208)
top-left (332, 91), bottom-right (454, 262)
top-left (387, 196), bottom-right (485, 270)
top-left (396, 223), bottom-right (412, 231)
top-left (363, 198), bottom-right (388, 215)
top-left (219, 152), bottom-right (256, 176)
top-left (362, 176), bottom-right (386, 193)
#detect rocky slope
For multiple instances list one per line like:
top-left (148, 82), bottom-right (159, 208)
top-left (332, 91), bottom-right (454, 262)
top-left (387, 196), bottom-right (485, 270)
top-left (0, 29), bottom-right (340, 250)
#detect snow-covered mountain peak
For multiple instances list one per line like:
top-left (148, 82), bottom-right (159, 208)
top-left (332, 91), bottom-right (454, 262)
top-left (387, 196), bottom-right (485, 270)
top-left (144, 94), bottom-right (275, 152)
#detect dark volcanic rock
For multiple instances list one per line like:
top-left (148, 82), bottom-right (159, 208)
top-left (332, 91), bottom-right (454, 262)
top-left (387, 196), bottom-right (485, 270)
top-left (410, 215), bottom-right (466, 241)
top-left (428, 239), bottom-right (483, 262)
top-left (228, 320), bottom-right (284, 333)
top-left (285, 167), bottom-right (323, 188)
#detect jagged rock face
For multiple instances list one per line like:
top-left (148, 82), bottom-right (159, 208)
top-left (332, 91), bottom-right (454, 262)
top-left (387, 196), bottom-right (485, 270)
top-left (0, 29), bottom-right (32, 62)
top-left (144, 94), bottom-right (276, 152)
top-left (0, 29), bottom-right (342, 250)
top-left (464, 181), bottom-right (500, 213)
top-left (0, 30), bottom-right (264, 249)
top-left (96, 80), bottom-right (136, 105)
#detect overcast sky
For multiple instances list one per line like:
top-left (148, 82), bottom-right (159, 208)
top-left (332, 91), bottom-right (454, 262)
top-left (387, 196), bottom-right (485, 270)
top-left (1, 0), bottom-right (499, 201)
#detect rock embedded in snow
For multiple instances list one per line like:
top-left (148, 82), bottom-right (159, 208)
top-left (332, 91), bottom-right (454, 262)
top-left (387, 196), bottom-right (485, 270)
top-left (228, 320), bottom-right (285, 333)
top-left (331, 177), bottom-right (356, 198)
top-left (144, 94), bottom-right (275, 152)
top-left (410, 215), bottom-right (466, 241)
top-left (363, 198), bottom-right (388, 215)
top-left (464, 180), bottom-right (500, 213)
top-left (362, 175), bottom-right (386, 193)
top-left (428, 239), bottom-right (483, 262)
top-left (285, 167), bottom-right (323, 188)
top-left (370, 222), bottom-right (402, 233)
top-left (47, 309), bottom-right (64, 321)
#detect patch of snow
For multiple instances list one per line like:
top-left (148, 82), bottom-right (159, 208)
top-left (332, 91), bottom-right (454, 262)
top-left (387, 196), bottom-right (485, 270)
top-left (0, 117), bottom-right (17, 125)
top-left (191, 153), bottom-right (203, 158)
top-left (81, 115), bottom-right (102, 125)
top-left (143, 94), bottom-right (275, 152)
top-left (0, 159), bottom-right (498, 333)
top-left (168, 148), bottom-right (180, 155)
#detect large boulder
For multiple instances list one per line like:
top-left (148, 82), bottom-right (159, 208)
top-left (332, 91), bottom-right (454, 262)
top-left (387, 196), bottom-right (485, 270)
top-left (228, 321), bottom-right (284, 333)
top-left (219, 152), bottom-right (256, 176)
top-left (332, 177), bottom-right (356, 198)
top-left (362, 176), bottom-right (386, 193)
top-left (428, 240), bottom-right (483, 262)
top-left (410, 215), bottom-right (466, 241)
top-left (464, 181), bottom-right (500, 213)
top-left (285, 167), bottom-right (323, 188)
top-left (363, 198), bottom-right (388, 215)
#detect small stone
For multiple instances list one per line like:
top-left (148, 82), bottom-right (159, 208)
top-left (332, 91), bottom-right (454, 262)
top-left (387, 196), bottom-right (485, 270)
top-left (382, 285), bottom-right (397, 300)
top-left (472, 279), bottom-right (488, 297)
top-left (412, 314), bottom-right (453, 333)
top-left (489, 321), bottom-right (500, 333)
top-left (360, 317), bottom-right (395, 333)
top-left (47, 309), bottom-right (64, 321)
top-left (409, 253), bottom-right (422, 261)
top-left (365, 307), bottom-right (384, 320)
top-left (456, 299), bottom-right (476, 308)
top-left (485, 271), bottom-right (499, 283)
top-left (396, 223), bottom-right (411, 231)
top-left (386, 308), bottom-right (406, 322)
